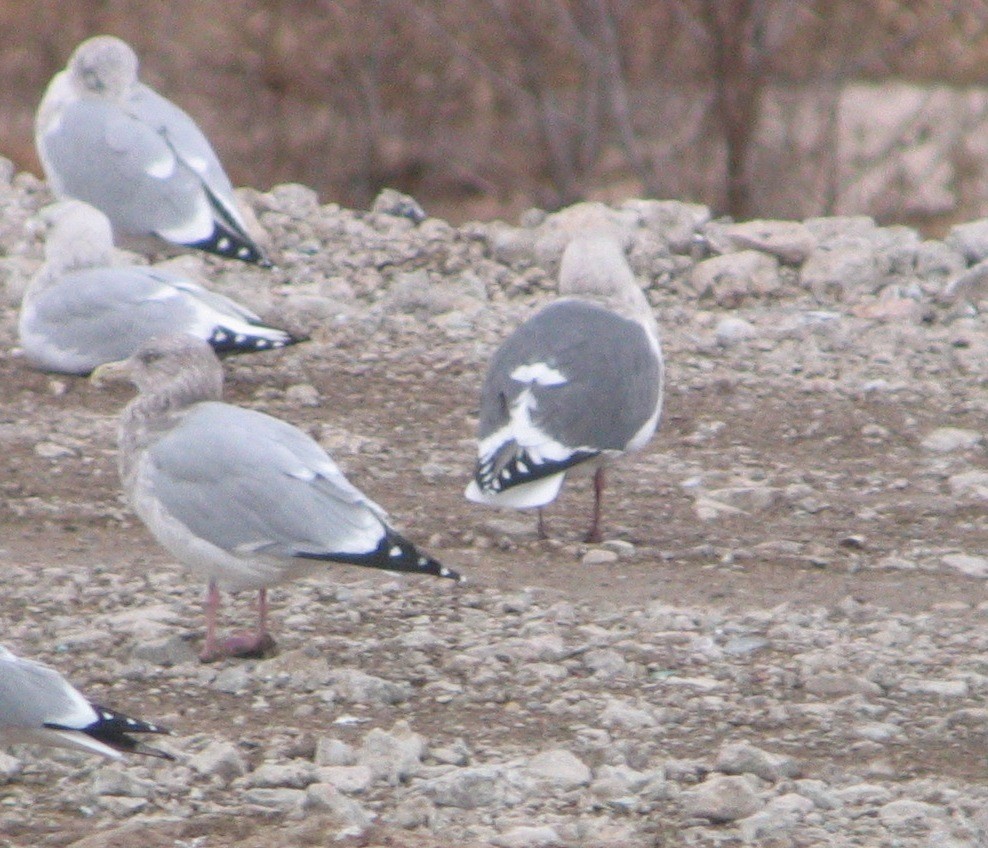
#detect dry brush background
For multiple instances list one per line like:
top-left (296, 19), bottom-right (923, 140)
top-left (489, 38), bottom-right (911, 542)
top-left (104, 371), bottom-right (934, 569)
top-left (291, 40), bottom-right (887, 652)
top-left (7, 1), bottom-right (988, 230)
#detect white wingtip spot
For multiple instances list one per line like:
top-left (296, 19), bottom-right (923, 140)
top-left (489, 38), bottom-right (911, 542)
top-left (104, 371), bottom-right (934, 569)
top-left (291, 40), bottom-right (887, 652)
top-left (389, 545), bottom-right (402, 558)
top-left (510, 362), bottom-right (568, 386)
top-left (146, 153), bottom-right (176, 180)
top-left (217, 236), bottom-right (231, 251)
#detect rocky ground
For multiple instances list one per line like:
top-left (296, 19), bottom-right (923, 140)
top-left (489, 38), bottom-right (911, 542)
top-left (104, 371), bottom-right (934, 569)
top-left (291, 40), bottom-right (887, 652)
top-left (0, 167), bottom-right (987, 847)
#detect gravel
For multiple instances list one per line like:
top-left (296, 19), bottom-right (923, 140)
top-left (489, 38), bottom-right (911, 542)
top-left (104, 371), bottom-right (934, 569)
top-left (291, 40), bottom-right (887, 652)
top-left (0, 161), bottom-right (986, 846)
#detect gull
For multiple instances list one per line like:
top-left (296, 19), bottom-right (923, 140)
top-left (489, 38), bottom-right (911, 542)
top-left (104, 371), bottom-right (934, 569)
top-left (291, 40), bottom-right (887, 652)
top-left (0, 645), bottom-right (172, 760)
top-left (19, 201), bottom-right (304, 376)
top-left (465, 235), bottom-right (664, 542)
top-left (94, 334), bottom-right (461, 662)
top-left (36, 35), bottom-right (270, 265)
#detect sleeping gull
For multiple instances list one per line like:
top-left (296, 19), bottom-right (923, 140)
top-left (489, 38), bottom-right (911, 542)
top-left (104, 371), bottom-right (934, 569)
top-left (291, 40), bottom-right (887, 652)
top-left (0, 645), bottom-right (172, 760)
top-left (465, 235), bottom-right (663, 542)
top-left (19, 201), bottom-right (304, 376)
top-left (94, 334), bottom-right (461, 662)
top-left (36, 35), bottom-right (270, 265)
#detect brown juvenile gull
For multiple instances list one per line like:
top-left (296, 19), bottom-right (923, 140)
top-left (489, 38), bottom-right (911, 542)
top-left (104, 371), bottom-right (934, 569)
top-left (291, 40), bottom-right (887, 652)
top-left (465, 235), bottom-right (664, 542)
top-left (36, 35), bottom-right (270, 265)
top-left (19, 201), bottom-right (305, 376)
top-left (0, 645), bottom-right (172, 760)
top-left (94, 334), bottom-right (461, 662)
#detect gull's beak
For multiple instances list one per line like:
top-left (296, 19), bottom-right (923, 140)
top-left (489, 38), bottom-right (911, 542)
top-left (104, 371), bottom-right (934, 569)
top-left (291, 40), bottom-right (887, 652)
top-left (90, 359), bottom-right (131, 388)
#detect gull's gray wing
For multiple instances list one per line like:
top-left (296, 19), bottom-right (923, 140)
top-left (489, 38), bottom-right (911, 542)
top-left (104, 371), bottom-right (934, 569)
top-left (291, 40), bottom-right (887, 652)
top-left (21, 266), bottom-right (302, 374)
top-left (127, 84), bottom-right (253, 241)
top-left (39, 88), bottom-right (265, 263)
top-left (20, 266), bottom-right (199, 374)
top-left (470, 299), bottom-right (662, 501)
top-left (479, 299), bottom-right (662, 450)
top-left (0, 646), bottom-right (95, 730)
top-left (0, 646), bottom-right (173, 759)
top-left (142, 402), bottom-right (393, 560)
top-left (40, 98), bottom-right (210, 240)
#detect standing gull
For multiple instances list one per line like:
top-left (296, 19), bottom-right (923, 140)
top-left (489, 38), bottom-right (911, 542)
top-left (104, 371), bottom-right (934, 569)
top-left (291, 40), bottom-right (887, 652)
top-left (94, 334), bottom-right (461, 662)
top-left (18, 201), bottom-right (304, 376)
top-left (0, 645), bottom-right (172, 760)
top-left (36, 35), bottom-right (270, 265)
top-left (465, 235), bottom-right (663, 542)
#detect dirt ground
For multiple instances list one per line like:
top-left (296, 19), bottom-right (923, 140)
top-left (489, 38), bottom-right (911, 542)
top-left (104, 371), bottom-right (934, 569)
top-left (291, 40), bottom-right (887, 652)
top-left (1, 206), bottom-right (987, 846)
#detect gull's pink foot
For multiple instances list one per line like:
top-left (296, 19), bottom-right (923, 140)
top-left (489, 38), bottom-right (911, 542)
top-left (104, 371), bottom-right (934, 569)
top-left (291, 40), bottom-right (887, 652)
top-left (223, 631), bottom-right (277, 659)
top-left (199, 632), bottom-right (277, 662)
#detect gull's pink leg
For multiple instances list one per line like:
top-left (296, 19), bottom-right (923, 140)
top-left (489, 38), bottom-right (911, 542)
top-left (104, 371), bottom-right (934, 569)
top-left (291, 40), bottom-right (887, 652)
top-left (219, 588), bottom-right (277, 659)
top-left (198, 580), bottom-right (223, 662)
top-left (537, 508), bottom-right (550, 540)
top-left (584, 467), bottom-right (606, 543)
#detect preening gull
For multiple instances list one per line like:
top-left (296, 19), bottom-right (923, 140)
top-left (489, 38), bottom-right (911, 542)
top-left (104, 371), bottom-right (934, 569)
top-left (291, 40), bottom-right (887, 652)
top-left (94, 334), bottom-right (461, 662)
top-left (465, 235), bottom-right (663, 542)
top-left (18, 201), bottom-right (304, 376)
top-left (36, 35), bottom-right (270, 265)
top-left (0, 645), bottom-right (172, 760)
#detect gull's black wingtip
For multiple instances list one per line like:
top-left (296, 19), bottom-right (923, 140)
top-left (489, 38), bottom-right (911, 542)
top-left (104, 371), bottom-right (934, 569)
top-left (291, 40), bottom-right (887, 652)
top-left (297, 531), bottom-right (464, 583)
top-left (80, 704), bottom-right (175, 760)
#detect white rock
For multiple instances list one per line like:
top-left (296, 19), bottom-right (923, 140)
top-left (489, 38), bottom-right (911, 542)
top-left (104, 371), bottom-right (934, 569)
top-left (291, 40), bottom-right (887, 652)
top-left (599, 698), bottom-right (655, 729)
top-left (34, 441), bottom-right (76, 459)
top-left (492, 825), bottom-right (561, 848)
top-left (247, 761), bottom-right (315, 789)
top-left (878, 798), bottom-right (945, 830)
top-left (305, 782), bottom-right (374, 828)
top-left (314, 765), bottom-right (374, 794)
top-left (681, 774), bottom-right (763, 822)
top-left (243, 787), bottom-right (306, 811)
top-left (719, 219), bottom-right (818, 264)
top-left (801, 237), bottom-right (880, 299)
top-left (630, 198), bottom-right (711, 252)
top-left (284, 383), bottom-right (321, 407)
top-left (212, 665), bottom-right (251, 694)
top-left (948, 470), bottom-right (988, 499)
top-left (947, 218), bottom-right (988, 262)
top-left (418, 765), bottom-right (529, 809)
top-left (90, 768), bottom-right (155, 798)
top-left (715, 741), bottom-right (801, 782)
top-left (525, 749), bottom-right (591, 790)
top-left (921, 427), bottom-right (983, 453)
top-left (803, 673), bottom-right (882, 697)
top-left (714, 316), bottom-right (757, 347)
top-left (189, 741), bottom-right (247, 781)
top-left (941, 553), bottom-right (988, 578)
top-left (0, 753), bottom-right (22, 782)
top-left (358, 720), bottom-right (426, 784)
top-left (327, 668), bottom-right (411, 704)
top-left (130, 633), bottom-right (197, 665)
top-left (901, 678), bottom-right (970, 698)
top-left (581, 548), bottom-right (618, 565)
top-left (690, 250), bottom-right (781, 306)
top-left (315, 737), bottom-right (356, 766)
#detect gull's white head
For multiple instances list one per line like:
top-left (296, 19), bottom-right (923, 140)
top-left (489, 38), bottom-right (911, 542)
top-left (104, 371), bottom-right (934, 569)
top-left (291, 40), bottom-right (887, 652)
top-left (559, 235), bottom-right (636, 297)
top-left (67, 35), bottom-right (139, 99)
top-left (41, 200), bottom-right (114, 271)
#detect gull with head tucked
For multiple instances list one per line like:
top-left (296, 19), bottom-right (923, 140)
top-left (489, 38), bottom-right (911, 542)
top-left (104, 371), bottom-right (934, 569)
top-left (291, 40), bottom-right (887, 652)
top-left (466, 234), bottom-right (664, 542)
top-left (94, 334), bottom-right (461, 662)
top-left (19, 201), bottom-right (304, 376)
top-left (36, 35), bottom-right (270, 265)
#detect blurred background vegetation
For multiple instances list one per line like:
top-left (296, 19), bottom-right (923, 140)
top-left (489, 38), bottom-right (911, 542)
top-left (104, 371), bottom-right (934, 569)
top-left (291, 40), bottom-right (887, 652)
top-left (6, 1), bottom-right (988, 233)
